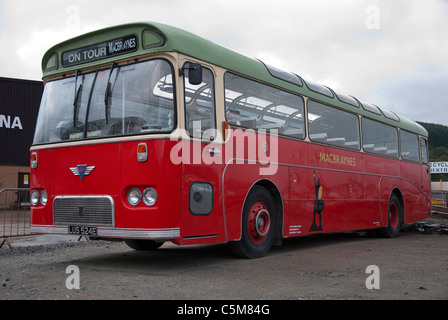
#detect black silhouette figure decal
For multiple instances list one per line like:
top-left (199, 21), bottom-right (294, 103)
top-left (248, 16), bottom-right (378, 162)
top-left (310, 170), bottom-right (324, 231)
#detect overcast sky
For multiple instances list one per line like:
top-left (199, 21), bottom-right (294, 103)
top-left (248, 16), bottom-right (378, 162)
top-left (1, 0), bottom-right (447, 125)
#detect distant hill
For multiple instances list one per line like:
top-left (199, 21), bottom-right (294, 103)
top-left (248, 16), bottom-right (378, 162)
top-left (418, 122), bottom-right (448, 181)
top-left (418, 122), bottom-right (448, 150)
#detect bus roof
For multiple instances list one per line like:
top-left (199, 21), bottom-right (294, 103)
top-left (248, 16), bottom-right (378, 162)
top-left (41, 21), bottom-right (427, 137)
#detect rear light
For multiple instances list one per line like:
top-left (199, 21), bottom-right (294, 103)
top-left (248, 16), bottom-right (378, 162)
top-left (137, 143), bottom-right (148, 162)
top-left (31, 152), bottom-right (38, 169)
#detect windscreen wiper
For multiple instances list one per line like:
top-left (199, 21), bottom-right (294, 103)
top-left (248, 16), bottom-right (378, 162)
top-left (73, 70), bottom-right (84, 129)
top-left (104, 62), bottom-right (118, 125)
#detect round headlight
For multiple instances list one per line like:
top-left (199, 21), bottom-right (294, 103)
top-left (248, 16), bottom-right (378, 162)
top-left (40, 190), bottom-right (48, 206)
top-left (142, 188), bottom-right (157, 206)
top-left (30, 190), bottom-right (40, 206)
top-left (127, 188), bottom-right (141, 206)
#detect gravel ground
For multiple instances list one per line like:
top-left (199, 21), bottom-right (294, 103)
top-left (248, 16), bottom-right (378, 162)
top-left (1, 214), bottom-right (447, 300)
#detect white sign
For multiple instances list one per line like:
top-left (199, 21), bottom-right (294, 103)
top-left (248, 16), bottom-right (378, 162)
top-left (430, 162), bottom-right (448, 174)
top-left (0, 114), bottom-right (23, 130)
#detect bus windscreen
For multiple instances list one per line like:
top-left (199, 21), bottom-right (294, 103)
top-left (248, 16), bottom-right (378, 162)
top-left (33, 59), bottom-right (175, 144)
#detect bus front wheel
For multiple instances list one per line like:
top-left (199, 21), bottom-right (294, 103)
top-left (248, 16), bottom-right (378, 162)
top-left (124, 239), bottom-right (164, 251)
top-left (230, 186), bottom-right (277, 259)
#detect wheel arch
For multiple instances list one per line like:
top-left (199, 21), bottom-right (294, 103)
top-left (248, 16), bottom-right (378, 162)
top-left (391, 187), bottom-right (404, 219)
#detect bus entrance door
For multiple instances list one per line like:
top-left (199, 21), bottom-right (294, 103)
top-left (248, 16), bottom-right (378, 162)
top-left (179, 140), bottom-right (224, 244)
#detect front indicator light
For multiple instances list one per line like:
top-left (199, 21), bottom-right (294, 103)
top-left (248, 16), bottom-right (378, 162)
top-left (137, 143), bottom-right (148, 162)
top-left (127, 188), bottom-right (141, 206)
top-left (31, 152), bottom-right (38, 169)
top-left (142, 188), bottom-right (157, 206)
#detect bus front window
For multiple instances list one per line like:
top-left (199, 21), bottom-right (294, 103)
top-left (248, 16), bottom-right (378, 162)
top-left (33, 59), bottom-right (175, 145)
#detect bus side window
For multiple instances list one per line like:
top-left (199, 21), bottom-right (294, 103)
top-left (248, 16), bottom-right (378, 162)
top-left (308, 100), bottom-right (360, 150)
top-left (184, 63), bottom-right (216, 140)
top-left (420, 138), bottom-right (429, 164)
top-left (400, 130), bottom-right (419, 162)
top-left (362, 118), bottom-right (398, 157)
top-left (224, 72), bottom-right (305, 138)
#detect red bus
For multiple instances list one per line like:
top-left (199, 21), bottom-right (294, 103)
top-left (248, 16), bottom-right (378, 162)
top-left (30, 22), bottom-right (431, 258)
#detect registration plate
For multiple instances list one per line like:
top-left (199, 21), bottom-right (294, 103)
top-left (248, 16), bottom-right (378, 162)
top-left (68, 226), bottom-right (98, 236)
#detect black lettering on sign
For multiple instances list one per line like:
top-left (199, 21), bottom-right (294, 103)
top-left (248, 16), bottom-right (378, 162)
top-left (62, 34), bottom-right (138, 67)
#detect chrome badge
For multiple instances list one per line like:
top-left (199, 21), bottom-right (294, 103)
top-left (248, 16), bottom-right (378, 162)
top-left (70, 165), bottom-right (95, 181)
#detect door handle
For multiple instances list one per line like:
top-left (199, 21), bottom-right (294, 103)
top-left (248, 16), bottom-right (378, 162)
top-left (205, 147), bottom-right (221, 157)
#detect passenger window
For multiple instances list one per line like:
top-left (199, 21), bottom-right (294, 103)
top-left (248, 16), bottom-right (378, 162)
top-left (224, 73), bottom-right (305, 139)
top-left (400, 130), bottom-right (419, 162)
top-left (420, 138), bottom-right (429, 164)
top-left (362, 118), bottom-right (398, 157)
top-left (308, 100), bottom-right (360, 150)
top-left (305, 80), bottom-right (334, 98)
top-left (184, 63), bottom-right (216, 140)
top-left (263, 62), bottom-right (303, 87)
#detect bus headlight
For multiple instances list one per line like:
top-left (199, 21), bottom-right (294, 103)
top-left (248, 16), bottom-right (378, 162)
top-left (127, 188), bottom-right (141, 206)
top-left (142, 188), bottom-right (157, 206)
top-left (31, 190), bottom-right (40, 206)
top-left (40, 190), bottom-right (48, 206)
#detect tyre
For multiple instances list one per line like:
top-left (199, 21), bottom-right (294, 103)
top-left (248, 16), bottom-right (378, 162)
top-left (378, 193), bottom-right (403, 238)
top-left (230, 186), bottom-right (277, 259)
top-left (124, 239), bottom-right (164, 251)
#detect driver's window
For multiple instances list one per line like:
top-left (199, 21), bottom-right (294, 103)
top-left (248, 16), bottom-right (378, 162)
top-left (183, 63), bottom-right (216, 140)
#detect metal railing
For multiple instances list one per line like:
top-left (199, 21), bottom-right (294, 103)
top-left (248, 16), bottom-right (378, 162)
top-left (431, 190), bottom-right (448, 208)
top-left (0, 188), bottom-right (31, 248)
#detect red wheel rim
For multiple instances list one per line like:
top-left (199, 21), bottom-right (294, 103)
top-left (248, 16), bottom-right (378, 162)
top-left (389, 202), bottom-right (399, 229)
top-left (247, 201), bottom-right (271, 244)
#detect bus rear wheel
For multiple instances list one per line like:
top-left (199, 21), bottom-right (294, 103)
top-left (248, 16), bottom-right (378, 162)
top-left (230, 186), bottom-right (277, 259)
top-left (124, 239), bottom-right (164, 251)
top-left (378, 193), bottom-right (403, 238)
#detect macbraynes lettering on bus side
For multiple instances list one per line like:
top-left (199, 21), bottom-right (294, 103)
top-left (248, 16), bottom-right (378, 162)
top-left (319, 151), bottom-right (356, 167)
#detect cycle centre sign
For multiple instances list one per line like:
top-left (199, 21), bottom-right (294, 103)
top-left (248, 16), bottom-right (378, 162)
top-left (430, 162), bottom-right (448, 174)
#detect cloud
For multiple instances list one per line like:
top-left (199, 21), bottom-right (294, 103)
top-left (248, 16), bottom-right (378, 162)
top-left (371, 64), bottom-right (448, 124)
top-left (0, 0), bottom-right (447, 125)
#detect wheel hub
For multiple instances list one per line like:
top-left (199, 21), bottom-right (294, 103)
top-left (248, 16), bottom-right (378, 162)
top-left (247, 201), bottom-right (271, 243)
